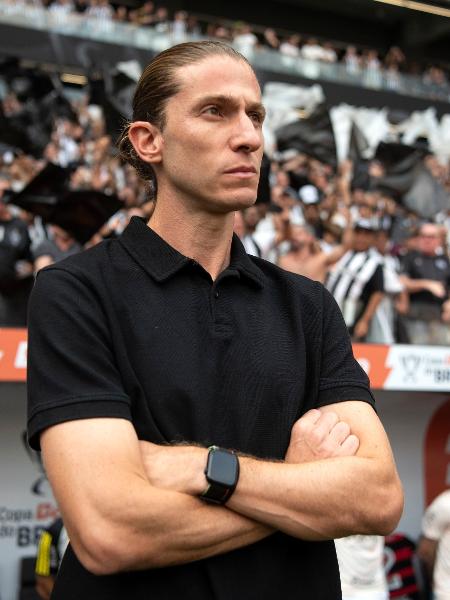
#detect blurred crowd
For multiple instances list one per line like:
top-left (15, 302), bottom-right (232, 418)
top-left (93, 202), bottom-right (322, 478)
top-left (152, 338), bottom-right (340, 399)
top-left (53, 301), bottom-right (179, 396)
top-left (2, 63), bottom-right (450, 345)
top-left (2, 0), bottom-right (450, 98)
top-left (235, 149), bottom-right (450, 346)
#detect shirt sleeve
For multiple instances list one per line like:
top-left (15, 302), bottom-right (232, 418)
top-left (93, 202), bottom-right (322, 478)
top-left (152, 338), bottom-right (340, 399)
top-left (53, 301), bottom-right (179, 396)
top-left (27, 266), bottom-right (131, 451)
top-left (316, 285), bottom-right (376, 408)
top-left (368, 264), bottom-right (384, 294)
top-left (422, 492), bottom-right (450, 541)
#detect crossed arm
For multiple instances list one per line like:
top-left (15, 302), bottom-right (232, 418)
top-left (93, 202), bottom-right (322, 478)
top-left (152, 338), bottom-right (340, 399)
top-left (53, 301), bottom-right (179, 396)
top-left (41, 400), bottom-right (403, 576)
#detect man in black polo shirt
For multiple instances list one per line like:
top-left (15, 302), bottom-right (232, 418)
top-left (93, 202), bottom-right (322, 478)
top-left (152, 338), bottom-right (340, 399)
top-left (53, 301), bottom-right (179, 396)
top-left (400, 222), bottom-right (450, 345)
top-left (27, 41), bottom-right (403, 599)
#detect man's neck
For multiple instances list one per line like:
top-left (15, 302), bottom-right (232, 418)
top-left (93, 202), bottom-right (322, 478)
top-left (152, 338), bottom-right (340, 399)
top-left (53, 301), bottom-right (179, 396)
top-left (148, 196), bottom-right (235, 281)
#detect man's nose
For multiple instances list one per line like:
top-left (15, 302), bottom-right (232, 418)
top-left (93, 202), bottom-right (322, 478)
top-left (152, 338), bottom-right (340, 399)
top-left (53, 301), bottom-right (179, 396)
top-left (229, 113), bottom-right (262, 154)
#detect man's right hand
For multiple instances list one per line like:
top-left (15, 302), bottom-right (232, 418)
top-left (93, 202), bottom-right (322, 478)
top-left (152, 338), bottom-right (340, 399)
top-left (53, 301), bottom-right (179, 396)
top-left (426, 280), bottom-right (446, 298)
top-left (285, 409), bottom-right (360, 464)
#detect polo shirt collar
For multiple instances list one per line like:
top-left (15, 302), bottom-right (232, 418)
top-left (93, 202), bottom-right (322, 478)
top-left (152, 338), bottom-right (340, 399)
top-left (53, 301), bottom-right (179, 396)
top-left (119, 216), bottom-right (265, 288)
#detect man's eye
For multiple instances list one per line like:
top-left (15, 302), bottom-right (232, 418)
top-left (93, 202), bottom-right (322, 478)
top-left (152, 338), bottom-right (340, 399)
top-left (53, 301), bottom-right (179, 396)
top-left (249, 112), bottom-right (264, 125)
top-left (204, 106), bottom-right (221, 116)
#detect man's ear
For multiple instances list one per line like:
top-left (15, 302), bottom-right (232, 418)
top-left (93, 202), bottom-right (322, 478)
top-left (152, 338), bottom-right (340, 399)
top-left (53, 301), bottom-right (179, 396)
top-left (128, 121), bottom-right (163, 165)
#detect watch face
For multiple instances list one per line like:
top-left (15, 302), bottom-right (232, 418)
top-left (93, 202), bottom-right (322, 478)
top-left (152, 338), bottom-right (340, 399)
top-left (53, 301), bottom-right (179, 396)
top-left (207, 449), bottom-right (237, 487)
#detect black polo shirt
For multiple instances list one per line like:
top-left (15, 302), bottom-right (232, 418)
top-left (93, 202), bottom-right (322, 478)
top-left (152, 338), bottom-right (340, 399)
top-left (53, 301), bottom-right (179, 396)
top-left (401, 250), bottom-right (450, 307)
top-left (27, 216), bottom-right (375, 600)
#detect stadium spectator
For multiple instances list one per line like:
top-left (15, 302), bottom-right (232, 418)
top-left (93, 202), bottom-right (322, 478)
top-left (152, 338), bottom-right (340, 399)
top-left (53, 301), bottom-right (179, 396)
top-left (129, 1), bottom-right (155, 26)
top-left (417, 489), bottom-right (450, 600)
top-left (233, 209), bottom-right (261, 257)
top-left (369, 227), bottom-right (407, 344)
top-left (186, 15), bottom-right (201, 38)
top-left (335, 535), bottom-right (389, 600)
top-left (262, 28), bottom-right (280, 50)
top-left (326, 218), bottom-right (385, 341)
top-left (298, 184), bottom-right (324, 238)
top-left (113, 5), bottom-right (128, 22)
top-left (278, 222), bottom-right (349, 282)
top-left (241, 205), bottom-right (263, 257)
top-left (209, 24), bottom-right (232, 41)
top-left (152, 6), bottom-right (170, 33)
top-left (384, 533), bottom-right (423, 599)
top-left (321, 42), bottom-right (338, 64)
top-left (232, 23), bottom-right (258, 58)
top-left (300, 38), bottom-right (326, 62)
top-left (279, 34), bottom-right (301, 58)
top-left (384, 46), bottom-right (406, 72)
top-left (362, 49), bottom-right (383, 88)
top-left (400, 222), bottom-right (450, 345)
top-left (0, 192), bottom-right (33, 326)
top-left (344, 45), bottom-right (361, 75)
top-left (35, 518), bottom-right (69, 600)
top-left (252, 187), bottom-right (300, 260)
top-left (171, 11), bottom-right (188, 44)
top-left (85, 0), bottom-right (113, 21)
top-left (32, 224), bottom-right (82, 272)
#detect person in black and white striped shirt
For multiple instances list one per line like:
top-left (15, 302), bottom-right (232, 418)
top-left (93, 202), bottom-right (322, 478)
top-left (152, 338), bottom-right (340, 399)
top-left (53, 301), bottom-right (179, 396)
top-left (326, 218), bottom-right (384, 341)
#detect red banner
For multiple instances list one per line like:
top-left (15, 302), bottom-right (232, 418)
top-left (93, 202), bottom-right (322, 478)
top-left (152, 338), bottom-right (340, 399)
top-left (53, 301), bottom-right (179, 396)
top-left (0, 329), bottom-right (27, 382)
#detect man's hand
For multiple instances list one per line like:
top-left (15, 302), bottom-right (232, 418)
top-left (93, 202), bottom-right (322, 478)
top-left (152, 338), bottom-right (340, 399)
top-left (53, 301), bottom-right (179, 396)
top-left (395, 293), bottom-right (409, 315)
top-left (426, 280), bottom-right (446, 298)
top-left (285, 409), bottom-right (359, 464)
top-left (442, 299), bottom-right (450, 322)
top-left (139, 441), bottom-right (207, 495)
top-left (353, 318), bottom-right (369, 340)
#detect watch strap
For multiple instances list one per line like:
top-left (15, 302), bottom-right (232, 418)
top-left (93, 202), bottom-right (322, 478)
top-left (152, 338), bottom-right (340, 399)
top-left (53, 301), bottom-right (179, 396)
top-left (201, 481), bottom-right (234, 504)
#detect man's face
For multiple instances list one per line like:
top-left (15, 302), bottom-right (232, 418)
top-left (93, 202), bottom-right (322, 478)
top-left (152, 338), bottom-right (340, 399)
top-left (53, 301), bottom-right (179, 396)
top-left (418, 224), bottom-right (441, 256)
top-left (303, 203), bottom-right (320, 224)
top-left (291, 225), bottom-right (314, 249)
top-left (353, 228), bottom-right (375, 252)
top-left (156, 56), bottom-right (264, 214)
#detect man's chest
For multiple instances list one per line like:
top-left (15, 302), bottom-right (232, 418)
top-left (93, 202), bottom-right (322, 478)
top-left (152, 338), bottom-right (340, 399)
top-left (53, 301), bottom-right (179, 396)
top-left (411, 255), bottom-right (450, 282)
top-left (108, 279), bottom-right (310, 456)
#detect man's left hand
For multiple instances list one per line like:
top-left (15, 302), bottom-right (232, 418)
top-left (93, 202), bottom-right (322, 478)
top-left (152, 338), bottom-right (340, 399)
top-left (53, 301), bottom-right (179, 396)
top-left (353, 318), bottom-right (369, 340)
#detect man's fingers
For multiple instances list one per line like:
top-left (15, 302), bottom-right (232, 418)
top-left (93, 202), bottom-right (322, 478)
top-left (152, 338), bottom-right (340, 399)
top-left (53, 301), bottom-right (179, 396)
top-left (291, 410), bottom-right (340, 442)
top-left (294, 409), bottom-right (322, 428)
top-left (337, 434), bottom-right (360, 457)
top-left (328, 420), bottom-right (351, 446)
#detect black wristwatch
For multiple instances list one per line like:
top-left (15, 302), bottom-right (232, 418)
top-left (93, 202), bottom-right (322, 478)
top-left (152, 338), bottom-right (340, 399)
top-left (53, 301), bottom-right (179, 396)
top-left (200, 446), bottom-right (240, 505)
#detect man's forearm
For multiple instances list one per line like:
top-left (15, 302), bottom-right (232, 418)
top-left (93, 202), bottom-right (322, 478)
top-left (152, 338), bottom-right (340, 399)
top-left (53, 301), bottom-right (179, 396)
top-left (41, 421), bottom-right (273, 577)
top-left (140, 405), bottom-right (402, 546)
top-left (360, 291), bottom-right (384, 325)
top-left (124, 486), bottom-right (273, 570)
top-left (71, 475), bottom-right (273, 574)
top-left (401, 277), bottom-right (434, 294)
top-left (225, 454), bottom-right (401, 540)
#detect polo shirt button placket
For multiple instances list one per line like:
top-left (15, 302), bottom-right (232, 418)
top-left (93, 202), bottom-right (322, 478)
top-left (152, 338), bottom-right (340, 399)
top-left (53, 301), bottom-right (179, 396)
top-left (214, 291), bottom-right (219, 299)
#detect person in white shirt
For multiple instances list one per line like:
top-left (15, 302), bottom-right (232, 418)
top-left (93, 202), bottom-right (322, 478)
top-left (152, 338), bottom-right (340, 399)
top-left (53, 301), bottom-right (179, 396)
top-left (232, 25), bottom-right (258, 59)
top-left (418, 489), bottom-right (450, 600)
top-left (335, 535), bottom-right (389, 600)
top-left (300, 38), bottom-right (326, 62)
top-left (279, 35), bottom-right (301, 58)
